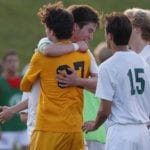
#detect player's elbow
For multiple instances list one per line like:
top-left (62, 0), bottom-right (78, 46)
top-left (98, 109), bottom-right (110, 120)
top-left (20, 79), bottom-right (32, 92)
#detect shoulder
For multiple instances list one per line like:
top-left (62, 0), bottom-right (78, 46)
top-left (87, 49), bottom-right (94, 58)
top-left (38, 37), bottom-right (52, 46)
top-left (30, 52), bottom-right (45, 66)
top-left (32, 51), bottom-right (44, 58)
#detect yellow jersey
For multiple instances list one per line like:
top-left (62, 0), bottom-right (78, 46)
top-left (21, 50), bottom-right (91, 132)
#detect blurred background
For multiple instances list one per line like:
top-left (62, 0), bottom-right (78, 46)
top-left (0, 0), bottom-right (149, 69)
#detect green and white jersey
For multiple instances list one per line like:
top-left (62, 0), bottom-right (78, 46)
top-left (140, 45), bottom-right (150, 66)
top-left (0, 76), bottom-right (27, 131)
top-left (96, 50), bottom-right (150, 129)
top-left (37, 37), bottom-right (52, 52)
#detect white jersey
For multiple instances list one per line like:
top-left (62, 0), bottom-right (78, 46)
top-left (27, 80), bottom-right (40, 137)
top-left (140, 45), bottom-right (150, 66)
top-left (21, 81), bottom-right (40, 138)
top-left (96, 50), bottom-right (150, 129)
top-left (38, 37), bottom-right (98, 74)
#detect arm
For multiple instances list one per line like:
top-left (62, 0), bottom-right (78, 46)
top-left (56, 68), bottom-right (97, 93)
top-left (75, 73), bottom-right (97, 93)
top-left (0, 99), bottom-right (28, 123)
top-left (20, 52), bottom-right (41, 91)
top-left (77, 51), bottom-right (98, 92)
top-left (37, 37), bottom-right (88, 56)
top-left (82, 99), bottom-right (111, 132)
top-left (83, 63), bottom-right (114, 132)
top-left (44, 41), bottom-right (88, 56)
top-left (56, 50), bottom-right (98, 93)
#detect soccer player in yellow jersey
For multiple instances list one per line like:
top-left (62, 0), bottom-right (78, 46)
top-left (20, 3), bottom-right (92, 150)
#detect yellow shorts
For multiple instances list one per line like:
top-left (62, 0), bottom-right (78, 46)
top-left (30, 130), bottom-right (84, 150)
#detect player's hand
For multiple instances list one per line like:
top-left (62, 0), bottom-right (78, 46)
top-left (77, 41), bottom-right (88, 52)
top-left (82, 121), bottom-right (96, 133)
top-left (0, 106), bottom-right (14, 123)
top-left (56, 68), bottom-right (80, 88)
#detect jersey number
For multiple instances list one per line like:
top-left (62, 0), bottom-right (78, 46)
top-left (127, 68), bottom-right (145, 95)
top-left (56, 61), bottom-right (85, 88)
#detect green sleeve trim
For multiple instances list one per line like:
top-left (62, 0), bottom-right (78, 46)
top-left (38, 42), bottom-right (50, 52)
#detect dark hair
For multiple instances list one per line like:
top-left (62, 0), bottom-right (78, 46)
top-left (67, 5), bottom-right (100, 29)
top-left (3, 51), bottom-right (18, 62)
top-left (38, 2), bottom-right (74, 40)
top-left (105, 12), bottom-right (132, 45)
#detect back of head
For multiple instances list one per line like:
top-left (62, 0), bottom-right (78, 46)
top-left (94, 42), bottom-right (112, 64)
top-left (124, 8), bottom-right (150, 41)
top-left (67, 5), bottom-right (100, 29)
top-left (105, 12), bottom-right (132, 45)
top-left (38, 2), bottom-right (74, 40)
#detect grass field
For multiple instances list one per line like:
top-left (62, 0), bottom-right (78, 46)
top-left (0, 0), bottom-right (149, 69)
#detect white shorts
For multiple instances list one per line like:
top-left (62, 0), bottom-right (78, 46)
top-left (0, 130), bottom-right (29, 150)
top-left (106, 124), bottom-right (150, 150)
top-left (86, 140), bottom-right (105, 150)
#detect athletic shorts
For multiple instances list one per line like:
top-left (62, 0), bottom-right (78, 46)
top-left (30, 130), bottom-right (84, 150)
top-left (106, 124), bottom-right (150, 150)
top-left (0, 130), bottom-right (29, 150)
top-left (86, 140), bottom-right (105, 150)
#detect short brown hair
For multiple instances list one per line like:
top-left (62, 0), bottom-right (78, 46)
top-left (38, 2), bottom-right (74, 40)
top-left (124, 8), bottom-right (150, 41)
top-left (67, 5), bottom-right (100, 29)
top-left (3, 51), bottom-right (18, 62)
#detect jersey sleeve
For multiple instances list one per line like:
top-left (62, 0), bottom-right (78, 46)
top-left (37, 37), bottom-right (53, 52)
top-left (21, 92), bottom-right (29, 101)
top-left (20, 52), bottom-right (41, 91)
top-left (20, 92), bottom-right (29, 113)
top-left (95, 64), bottom-right (115, 101)
top-left (88, 50), bottom-right (98, 74)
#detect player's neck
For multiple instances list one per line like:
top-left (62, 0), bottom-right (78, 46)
top-left (2, 71), bottom-right (18, 79)
top-left (112, 45), bottom-right (128, 54)
top-left (133, 39), bottom-right (149, 54)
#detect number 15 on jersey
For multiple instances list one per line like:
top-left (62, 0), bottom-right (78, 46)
top-left (127, 68), bottom-right (145, 95)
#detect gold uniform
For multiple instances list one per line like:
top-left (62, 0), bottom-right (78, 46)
top-left (21, 49), bottom-right (91, 150)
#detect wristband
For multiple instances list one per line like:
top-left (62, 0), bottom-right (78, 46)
top-left (72, 43), bottom-right (79, 51)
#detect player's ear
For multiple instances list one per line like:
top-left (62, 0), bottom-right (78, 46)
top-left (107, 33), bottom-right (113, 40)
top-left (49, 30), bottom-right (56, 37)
top-left (73, 23), bottom-right (80, 32)
top-left (106, 33), bottom-right (113, 42)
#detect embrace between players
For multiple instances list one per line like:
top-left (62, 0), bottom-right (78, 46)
top-left (0, 1), bottom-right (150, 150)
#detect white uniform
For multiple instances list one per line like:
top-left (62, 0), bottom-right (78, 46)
top-left (21, 81), bottom-right (40, 139)
top-left (21, 38), bottom-right (98, 142)
top-left (140, 45), bottom-right (150, 117)
top-left (96, 50), bottom-right (150, 150)
top-left (140, 45), bottom-right (150, 66)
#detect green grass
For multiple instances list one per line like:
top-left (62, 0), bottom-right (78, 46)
top-left (0, 0), bottom-right (149, 69)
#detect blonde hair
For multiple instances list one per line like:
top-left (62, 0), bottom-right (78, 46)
top-left (124, 8), bottom-right (150, 41)
top-left (93, 42), bottom-right (112, 64)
